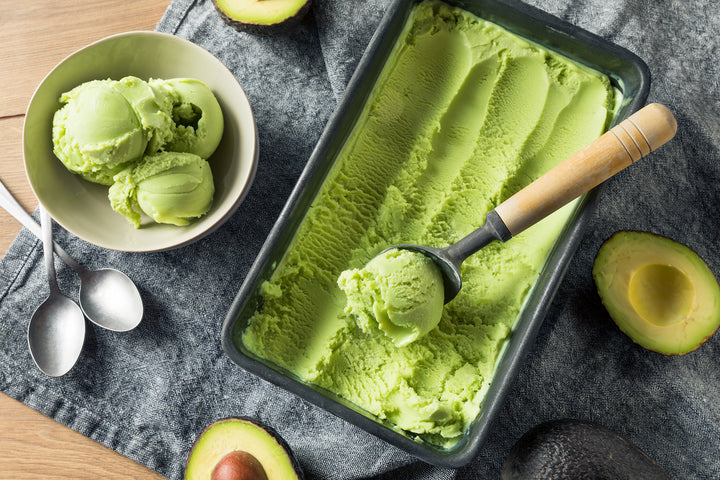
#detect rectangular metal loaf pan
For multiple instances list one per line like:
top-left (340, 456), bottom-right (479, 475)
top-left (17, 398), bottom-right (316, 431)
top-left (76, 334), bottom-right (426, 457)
top-left (221, 0), bottom-right (649, 467)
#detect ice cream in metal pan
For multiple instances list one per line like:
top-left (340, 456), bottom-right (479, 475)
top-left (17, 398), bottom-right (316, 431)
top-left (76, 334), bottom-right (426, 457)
top-left (339, 248), bottom-right (445, 347)
top-left (241, 0), bottom-right (629, 447)
top-left (223, 0), bottom-right (653, 466)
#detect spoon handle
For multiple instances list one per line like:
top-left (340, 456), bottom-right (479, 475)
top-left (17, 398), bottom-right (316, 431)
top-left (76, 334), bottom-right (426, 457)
top-left (0, 180), bottom-right (84, 273)
top-left (494, 103), bottom-right (677, 236)
top-left (39, 207), bottom-right (61, 295)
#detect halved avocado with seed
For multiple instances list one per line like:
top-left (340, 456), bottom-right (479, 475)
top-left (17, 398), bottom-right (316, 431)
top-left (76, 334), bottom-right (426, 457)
top-left (593, 231), bottom-right (720, 355)
top-left (185, 417), bottom-right (303, 480)
top-left (212, 0), bottom-right (312, 35)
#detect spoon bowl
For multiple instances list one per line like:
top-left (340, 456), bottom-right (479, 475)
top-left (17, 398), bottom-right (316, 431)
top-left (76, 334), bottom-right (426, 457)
top-left (77, 267), bottom-right (143, 332)
top-left (28, 208), bottom-right (85, 377)
top-left (28, 293), bottom-right (86, 377)
top-left (390, 209), bottom-right (510, 303)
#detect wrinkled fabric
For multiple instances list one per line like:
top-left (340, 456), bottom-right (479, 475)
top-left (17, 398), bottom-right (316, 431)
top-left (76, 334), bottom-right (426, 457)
top-left (1, 0), bottom-right (719, 479)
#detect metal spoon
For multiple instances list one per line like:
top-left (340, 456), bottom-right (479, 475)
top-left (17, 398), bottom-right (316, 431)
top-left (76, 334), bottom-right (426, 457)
top-left (389, 103), bottom-right (678, 303)
top-left (0, 181), bottom-right (143, 331)
top-left (27, 207), bottom-right (86, 377)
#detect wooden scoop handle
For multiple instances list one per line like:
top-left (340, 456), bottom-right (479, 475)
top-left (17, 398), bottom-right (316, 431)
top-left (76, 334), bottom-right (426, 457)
top-left (494, 103), bottom-right (677, 236)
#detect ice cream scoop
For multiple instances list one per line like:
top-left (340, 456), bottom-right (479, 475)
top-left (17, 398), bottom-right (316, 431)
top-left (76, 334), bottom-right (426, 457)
top-left (113, 76), bottom-right (177, 154)
top-left (390, 103), bottom-right (677, 306)
top-left (109, 151), bottom-right (214, 227)
top-left (53, 79), bottom-right (148, 185)
top-left (338, 248), bottom-right (444, 346)
top-left (156, 78), bottom-right (224, 159)
top-left (52, 76), bottom-right (224, 228)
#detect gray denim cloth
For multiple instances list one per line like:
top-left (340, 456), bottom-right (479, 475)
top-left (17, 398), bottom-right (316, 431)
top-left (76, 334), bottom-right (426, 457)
top-left (1, 0), bottom-right (719, 479)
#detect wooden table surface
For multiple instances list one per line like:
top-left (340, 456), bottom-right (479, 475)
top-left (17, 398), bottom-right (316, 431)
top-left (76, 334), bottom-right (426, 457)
top-left (1, 1), bottom-right (171, 478)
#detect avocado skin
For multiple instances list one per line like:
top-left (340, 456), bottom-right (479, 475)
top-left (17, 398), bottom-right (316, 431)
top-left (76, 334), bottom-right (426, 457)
top-left (211, 0), bottom-right (312, 36)
top-left (185, 416), bottom-right (305, 480)
top-left (501, 419), bottom-right (670, 480)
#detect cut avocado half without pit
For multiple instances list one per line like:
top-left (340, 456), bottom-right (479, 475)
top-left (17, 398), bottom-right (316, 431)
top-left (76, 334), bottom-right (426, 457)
top-left (212, 0), bottom-right (312, 35)
top-left (593, 231), bottom-right (720, 355)
top-left (185, 417), bottom-right (303, 480)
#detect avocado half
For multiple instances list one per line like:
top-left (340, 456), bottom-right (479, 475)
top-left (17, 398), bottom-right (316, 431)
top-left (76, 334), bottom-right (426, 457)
top-left (593, 231), bottom-right (720, 355)
top-left (501, 419), bottom-right (671, 480)
top-left (185, 417), bottom-right (303, 480)
top-left (212, 0), bottom-right (312, 35)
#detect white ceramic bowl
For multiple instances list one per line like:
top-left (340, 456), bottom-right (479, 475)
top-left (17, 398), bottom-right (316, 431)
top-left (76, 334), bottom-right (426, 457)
top-left (23, 31), bottom-right (258, 252)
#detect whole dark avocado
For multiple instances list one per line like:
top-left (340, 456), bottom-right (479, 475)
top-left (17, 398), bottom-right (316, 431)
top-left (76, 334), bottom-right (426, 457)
top-left (501, 419), bottom-right (670, 480)
top-left (185, 417), bottom-right (304, 480)
top-left (211, 0), bottom-right (312, 35)
top-left (593, 230), bottom-right (720, 354)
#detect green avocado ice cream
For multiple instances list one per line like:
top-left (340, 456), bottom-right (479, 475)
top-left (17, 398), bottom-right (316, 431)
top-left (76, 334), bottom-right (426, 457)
top-left (52, 79), bottom-right (151, 185)
top-left (240, 0), bottom-right (619, 447)
top-left (52, 76), bottom-right (224, 227)
top-left (339, 248), bottom-right (445, 347)
top-left (114, 76), bottom-right (177, 155)
top-left (154, 78), bottom-right (225, 160)
top-left (109, 152), bottom-right (214, 228)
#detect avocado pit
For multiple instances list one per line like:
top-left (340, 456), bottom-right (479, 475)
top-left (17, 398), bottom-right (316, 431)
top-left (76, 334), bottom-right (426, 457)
top-left (211, 451), bottom-right (268, 480)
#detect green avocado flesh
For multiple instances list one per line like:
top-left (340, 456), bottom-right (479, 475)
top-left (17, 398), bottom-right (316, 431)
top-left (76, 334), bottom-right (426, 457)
top-left (240, 0), bottom-right (618, 448)
top-left (213, 0), bottom-right (310, 29)
top-left (593, 231), bottom-right (720, 355)
top-left (185, 418), bottom-right (300, 480)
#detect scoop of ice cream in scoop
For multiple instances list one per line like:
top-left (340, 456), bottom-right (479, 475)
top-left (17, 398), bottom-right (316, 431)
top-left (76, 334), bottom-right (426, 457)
top-left (52, 79), bottom-right (148, 185)
top-left (338, 248), bottom-right (444, 347)
top-left (109, 151), bottom-right (214, 228)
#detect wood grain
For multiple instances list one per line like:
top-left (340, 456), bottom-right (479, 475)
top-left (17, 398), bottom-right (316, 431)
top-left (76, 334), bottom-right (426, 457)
top-left (1, 0), bottom-right (172, 478)
top-left (1, 396), bottom-right (164, 479)
top-left (0, 116), bottom-right (33, 251)
top-left (0, 0), bottom-right (173, 117)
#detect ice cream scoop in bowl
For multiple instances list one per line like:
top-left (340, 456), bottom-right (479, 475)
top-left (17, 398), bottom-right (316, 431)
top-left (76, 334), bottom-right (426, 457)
top-left (346, 104), bottom-right (677, 344)
top-left (23, 31), bottom-right (257, 252)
